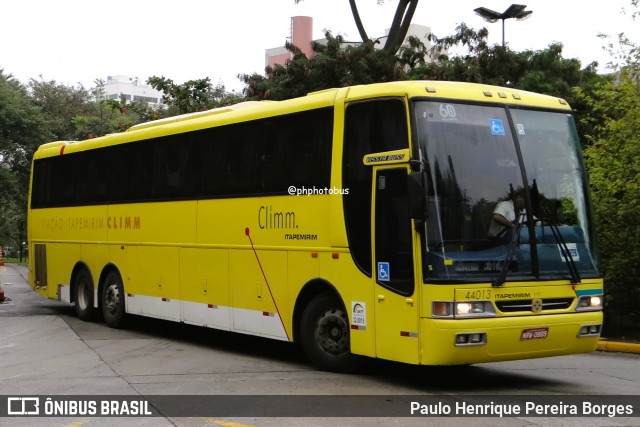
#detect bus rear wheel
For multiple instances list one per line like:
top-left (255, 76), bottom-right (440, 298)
top-left (74, 268), bottom-right (97, 321)
top-left (300, 292), bottom-right (359, 373)
top-left (101, 270), bottom-right (126, 328)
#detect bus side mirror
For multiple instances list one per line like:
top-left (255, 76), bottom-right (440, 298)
top-left (408, 171), bottom-right (427, 221)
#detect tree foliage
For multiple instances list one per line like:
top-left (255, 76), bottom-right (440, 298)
top-left (28, 77), bottom-right (94, 140)
top-left (583, 28), bottom-right (640, 330)
top-left (0, 71), bottom-right (51, 190)
top-left (411, 24), bottom-right (605, 109)
top-left (241, 32), bottom-right (403, 100)
top-left (72, 99), bottom-right (160, 140)
top-left (0, 70), bottom-right (51, 251)
top-left (147, 76), bottom-right (243, 115)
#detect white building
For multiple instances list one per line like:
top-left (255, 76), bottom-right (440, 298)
top-left (100, 75), bottom-right (164, 107)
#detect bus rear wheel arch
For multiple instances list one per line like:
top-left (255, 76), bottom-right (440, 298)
top-left (100, 268), bottom-right (127, 328)
top-left (300, 291), bottom-right (359, 373)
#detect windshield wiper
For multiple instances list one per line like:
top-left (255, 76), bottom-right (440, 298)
top-left (541, 208), bottom-right (581, 284)
top-left (493, 213), bottom-right (524, 288)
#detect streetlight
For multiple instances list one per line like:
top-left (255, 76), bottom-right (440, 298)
top-left (474, 4), bottom-right (532, 48)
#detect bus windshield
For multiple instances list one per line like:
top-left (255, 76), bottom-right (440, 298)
top-left (414, 101), bottom-right (599, 283)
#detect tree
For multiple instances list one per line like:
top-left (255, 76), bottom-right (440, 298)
top-left (0, 70), bottom-right (51, 252)
top-left (295, 0), bottom-right (419, 55)
top-left (0, 71), bottom-right (51, 189)
top-left (72, 97), bottom-right (162, 140)
top-left (28, 77), bottom-right (94, 140)
top-left (64, 80), bottom-right (164, 140)
top-left (583, 27), bottom-right (640, 331)
top-left (411, 24), bottom-right (598, 98)
top-left (241, 31), bottom-right (404, 100)
top-left (147, 76), bottom-right (243, 115)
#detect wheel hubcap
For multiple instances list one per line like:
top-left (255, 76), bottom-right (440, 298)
top-left (104, 283), bottom-right (120, 314)
top-left (315, 309), bottom-right (349, 356)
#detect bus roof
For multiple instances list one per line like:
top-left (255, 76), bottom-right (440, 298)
top-left (340, 80), bottom-right (572, 110)
top-left (33, 81), bottom-right (571, 160)
top-left (125, 100), bottom-right (274, 132)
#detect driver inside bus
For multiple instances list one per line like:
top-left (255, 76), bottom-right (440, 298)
top-left (488, 190), bottom-right (526, 239)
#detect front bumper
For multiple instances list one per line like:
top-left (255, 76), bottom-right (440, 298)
top-left (420, 311), bottom-right (602, 365)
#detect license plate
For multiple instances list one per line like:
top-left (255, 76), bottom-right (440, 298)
top-left (521, 327), bottom-right (548, 340)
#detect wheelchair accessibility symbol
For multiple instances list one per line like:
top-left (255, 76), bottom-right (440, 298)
top-left (377, 262), bottom-right (390, 282)
top-left (489, 119), bottom-right (505, 136)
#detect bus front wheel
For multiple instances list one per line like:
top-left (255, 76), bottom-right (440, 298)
top-left (300, 292), bottom-right (358, 373)
top-left (101, 270), bottom-right (126, 328)
top-left (74, 268), bottom-right (97, 321)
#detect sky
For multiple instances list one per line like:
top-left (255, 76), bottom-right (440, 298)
top-left (1, 0), bottom-right (638, 93)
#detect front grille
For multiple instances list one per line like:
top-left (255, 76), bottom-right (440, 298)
top-left (496, 298), bottom-right (574, 313)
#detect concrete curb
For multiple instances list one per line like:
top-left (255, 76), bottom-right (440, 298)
top-left (597, 340), bottom-right (640, 354)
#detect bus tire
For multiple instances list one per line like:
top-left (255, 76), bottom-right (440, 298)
top-left (74, 268), bottom-right (97, 321)
top-left (101, 270), bottom-right (126, 328)
top-left (300, 292), bottom-right (359, 373)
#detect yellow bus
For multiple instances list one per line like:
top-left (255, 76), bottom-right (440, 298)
top-left (28, 81), bottom-right (603, 372)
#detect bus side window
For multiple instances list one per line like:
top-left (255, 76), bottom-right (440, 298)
top-left (262, 109), bottom-right (332, 194)
top-left (50, 155), bottom-right (77, 205)
top-left (31, 158), bottom-right (54, 208)
top-left (261, 119), bottom-right (288, 193)
top-left (77, 151), bottom-right (108, 204)
top-left (150, 137), bottom-right (196, 198)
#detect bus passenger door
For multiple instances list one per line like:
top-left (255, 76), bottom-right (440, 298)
top-left (373, 168), bottom-right (420, 364)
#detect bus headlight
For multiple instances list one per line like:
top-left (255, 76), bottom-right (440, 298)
top-left (433, 301), bottom-right (496, 318)
top-left (455, 301), bottom-right (496, 317)
top-left (576, 295), bottom-right (603, 311)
